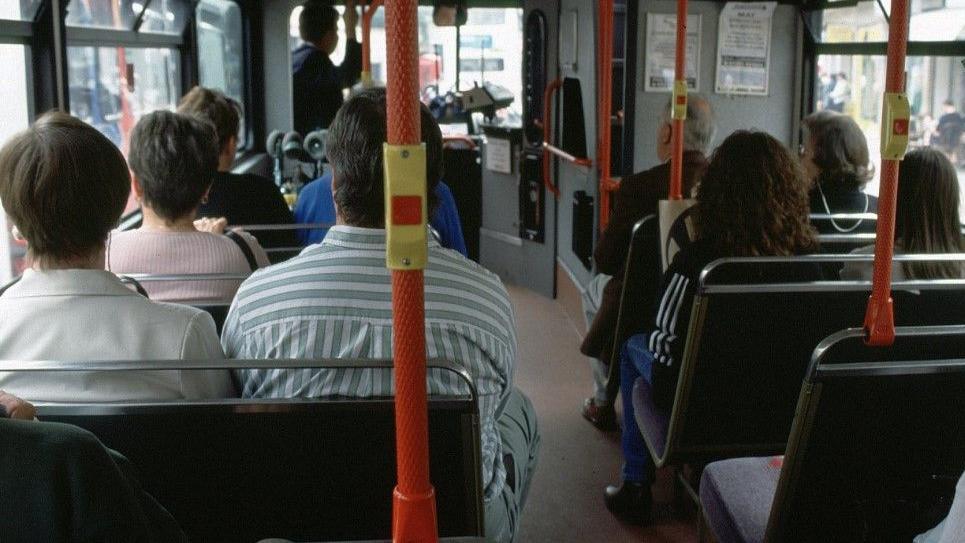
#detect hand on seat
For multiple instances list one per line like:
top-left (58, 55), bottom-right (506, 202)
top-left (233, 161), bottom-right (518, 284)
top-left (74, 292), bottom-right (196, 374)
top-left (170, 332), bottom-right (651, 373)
top-left (0, 390), bottom-right (37, 420)
top-left (194, 217), bottom-right (228, 235)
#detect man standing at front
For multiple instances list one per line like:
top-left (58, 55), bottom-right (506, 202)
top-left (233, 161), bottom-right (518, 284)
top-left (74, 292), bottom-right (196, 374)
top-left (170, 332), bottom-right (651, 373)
top-left (292, 0), bottom-right (362, 134)
top-left (222, 89), bottom-right (539, 543)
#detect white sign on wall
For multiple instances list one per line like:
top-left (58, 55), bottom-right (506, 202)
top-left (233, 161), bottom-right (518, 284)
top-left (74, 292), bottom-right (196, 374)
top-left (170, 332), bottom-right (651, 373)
top-left (715, 2), bottom-right (777, 96)
top-left (485, 137), bottom-right (513, 175)
top-left (644, 13), bottom-right (702, 92)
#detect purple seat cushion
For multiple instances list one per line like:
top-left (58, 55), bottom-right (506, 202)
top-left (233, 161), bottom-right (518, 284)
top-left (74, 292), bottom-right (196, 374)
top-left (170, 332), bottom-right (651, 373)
top-left (631, 377), bottom-right (669, 459)
top-left (699, 456), bottom-right (782, 543)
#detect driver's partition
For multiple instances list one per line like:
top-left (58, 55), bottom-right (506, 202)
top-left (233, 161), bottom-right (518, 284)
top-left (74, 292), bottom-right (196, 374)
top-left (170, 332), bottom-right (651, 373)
top-left (632, 255), bottom-right (965, 501)
top-left (9, 358), bottom-right (483, 543)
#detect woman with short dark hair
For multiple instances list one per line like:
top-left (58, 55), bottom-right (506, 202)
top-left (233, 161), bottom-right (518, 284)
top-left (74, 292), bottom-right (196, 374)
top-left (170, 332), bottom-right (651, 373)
top-left (177, 86), bottom-right (297, 251)
top-left (842, 148), bottom-right (965, 281)
top-left (801, 111), bottom-right (879, 234)
top-left (0, 112), bottom-right (232, 402)
top-left (604, 131), bottom-right (821, 524)
top-left (108, 110), bottom-right (269, 302)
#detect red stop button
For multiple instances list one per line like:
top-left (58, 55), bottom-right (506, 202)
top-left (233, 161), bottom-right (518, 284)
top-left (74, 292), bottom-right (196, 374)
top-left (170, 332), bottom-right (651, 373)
top-left (893, 119), bottom-right (909, 136)
top-left (392, 196), bottom-right (423, 226)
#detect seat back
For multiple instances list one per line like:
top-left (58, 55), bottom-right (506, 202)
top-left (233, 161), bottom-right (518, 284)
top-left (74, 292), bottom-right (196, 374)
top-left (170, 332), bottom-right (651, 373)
top-left (658, 255), bottom-right (965, 465)
top-left (766, 326), bottom-right (965, 542)
top-left (20, 359), bottom-right (482, 543)
top-left (605, 214), bottom-right (661, 400)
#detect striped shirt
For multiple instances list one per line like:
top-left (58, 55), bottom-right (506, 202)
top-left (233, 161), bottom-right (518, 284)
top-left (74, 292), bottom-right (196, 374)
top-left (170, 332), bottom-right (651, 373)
top-left (221, 225), bottom-right (517, 501)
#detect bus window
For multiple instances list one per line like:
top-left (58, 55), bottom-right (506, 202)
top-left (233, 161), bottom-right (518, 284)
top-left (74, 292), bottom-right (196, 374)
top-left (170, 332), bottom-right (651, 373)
top-left (139, 0), bottom-right (190, 35)
top-left (0, 42), bottom-right (30, 283)
top-left (65, 0), bottom-right (140, 30)
top-left (815, 54), bottom-right (965, 219)
top-left (0, 0), bottom-right (42, 21)
top-left (197, 0), bottom-right (247, 148)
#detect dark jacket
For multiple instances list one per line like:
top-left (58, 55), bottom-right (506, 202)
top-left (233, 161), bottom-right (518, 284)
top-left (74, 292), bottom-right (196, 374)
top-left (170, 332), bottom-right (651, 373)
top-left (198, 171), bottom-right (299, 250)
top-left (580, 151), bottom-right (707, 360)
top-left (292, 40), bottom-right (363, 135)
top-left (808, 182), bottom-right (879, 235)
top-left (0, 418), bottom-right (187, 543)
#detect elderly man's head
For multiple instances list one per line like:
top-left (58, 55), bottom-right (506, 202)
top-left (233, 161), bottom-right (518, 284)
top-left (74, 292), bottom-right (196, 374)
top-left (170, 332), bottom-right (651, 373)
top-left (656, 94), bottom-right (716, 162)
top-left (326, 88), bottom-right (444, 227)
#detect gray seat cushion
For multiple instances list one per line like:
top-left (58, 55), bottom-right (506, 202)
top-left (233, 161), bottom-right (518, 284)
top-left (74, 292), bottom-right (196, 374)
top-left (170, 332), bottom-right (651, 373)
top-left (631, 377), bottom-right (669, 459)
top-left (699, 456), bottom-right (782, 543)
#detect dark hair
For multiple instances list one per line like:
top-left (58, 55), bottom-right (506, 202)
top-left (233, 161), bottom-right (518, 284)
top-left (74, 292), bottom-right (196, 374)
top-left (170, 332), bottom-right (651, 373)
top-left (128, 110), bottom-right (219, 221)
top-left (803, 111), bottom-right (873, 191)
top-left (895, 148), bottom-right (965, 279)
top-left (177, 86), bottom-right (241, 151)
top-left (299, 1), bottom-right (338, 44)
top-left (0, 112), bottom-right (130, 264)
top-left (326, 88), bottom-right (443, 228)
top-left (695, 130), bottom-right (817, 256)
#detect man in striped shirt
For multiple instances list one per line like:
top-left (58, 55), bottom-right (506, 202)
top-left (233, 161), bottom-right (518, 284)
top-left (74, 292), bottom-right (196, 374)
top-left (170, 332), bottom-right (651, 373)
top-left (221, 89), bottom-right (538, 543)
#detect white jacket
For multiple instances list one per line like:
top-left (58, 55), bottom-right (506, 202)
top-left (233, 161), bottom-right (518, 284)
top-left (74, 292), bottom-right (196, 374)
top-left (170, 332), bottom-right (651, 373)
top-left (0, 269), bottom-right (234, 402)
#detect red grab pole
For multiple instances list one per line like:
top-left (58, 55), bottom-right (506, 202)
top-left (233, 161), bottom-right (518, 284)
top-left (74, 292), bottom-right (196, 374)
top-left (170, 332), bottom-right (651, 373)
top-left (384, 1), bottom-right (438, 541)
top-left (864, 0), bottom-right (910, 346)
top-left (597, 0), bottom-right (618, 229)
top-left (668, 0), bottom-right (688, 200)
top-left (361, 0), bottom-right (383, 87)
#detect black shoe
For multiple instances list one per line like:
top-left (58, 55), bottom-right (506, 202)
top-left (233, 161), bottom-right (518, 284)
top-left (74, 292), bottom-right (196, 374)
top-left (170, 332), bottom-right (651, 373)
top-left (581, 397), bottom-right (617, 431)
top-left (604, 481), bottom-right (653, 525)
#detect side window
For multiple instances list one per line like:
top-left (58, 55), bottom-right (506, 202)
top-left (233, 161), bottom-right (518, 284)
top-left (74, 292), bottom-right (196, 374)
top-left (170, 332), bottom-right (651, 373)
top-left (0, 42), bottom-right (32, 282)
top-left (197, 0), bottom-right (247, 148)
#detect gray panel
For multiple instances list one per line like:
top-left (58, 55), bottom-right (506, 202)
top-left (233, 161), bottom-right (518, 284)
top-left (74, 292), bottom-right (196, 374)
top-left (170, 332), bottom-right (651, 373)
top-left (262, 0), bottom-right (304, 134)
top-left (633, 3), bottom-right (801, 172)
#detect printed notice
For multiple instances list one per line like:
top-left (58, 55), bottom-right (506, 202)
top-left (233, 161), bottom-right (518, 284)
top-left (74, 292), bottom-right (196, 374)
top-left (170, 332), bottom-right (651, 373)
top-left (644, 13), bottom-right (702, 92)
top-left (715, 2), bottom-right (777, 96)
top-left (485, 137), bottom-right (513, 174)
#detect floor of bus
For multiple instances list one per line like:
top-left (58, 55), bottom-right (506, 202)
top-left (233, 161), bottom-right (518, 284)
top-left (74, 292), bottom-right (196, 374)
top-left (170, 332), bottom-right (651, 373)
top-left (508, 285), bottom-right (698, 542)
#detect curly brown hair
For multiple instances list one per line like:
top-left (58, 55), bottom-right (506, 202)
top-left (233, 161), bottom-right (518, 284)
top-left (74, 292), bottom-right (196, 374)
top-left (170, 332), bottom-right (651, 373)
top-left (695, 130), bottom-right (818, 256)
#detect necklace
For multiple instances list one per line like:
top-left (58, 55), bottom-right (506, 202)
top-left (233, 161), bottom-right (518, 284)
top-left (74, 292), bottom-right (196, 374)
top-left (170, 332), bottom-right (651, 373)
top-left (818, 181), bottom-right (869, 233)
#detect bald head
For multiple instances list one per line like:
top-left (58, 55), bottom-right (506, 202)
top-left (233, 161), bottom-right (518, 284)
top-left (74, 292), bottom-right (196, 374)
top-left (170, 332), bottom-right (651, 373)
top-left (657, 94), bottom-right (716, 160)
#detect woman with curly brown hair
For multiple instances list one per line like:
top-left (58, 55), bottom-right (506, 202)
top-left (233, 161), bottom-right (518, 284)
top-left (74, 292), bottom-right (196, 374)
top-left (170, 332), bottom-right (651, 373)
top-left (604, 131), bottom-right (820, 524)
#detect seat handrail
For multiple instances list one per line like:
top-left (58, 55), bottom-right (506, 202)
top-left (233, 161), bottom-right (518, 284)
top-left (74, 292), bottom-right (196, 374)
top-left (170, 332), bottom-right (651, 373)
top-left (817, 233), bottom-right (876, 242)
top-left (0, 358), bottom-right (477, 403)
top-left (809, 213), bottom-right (879, 221)
top-left (809, 325), bottom-right (965, 372)
top-left (121, 272), bottom-right (250, 282)
top-left (231, 223), bottom-right (332, 232)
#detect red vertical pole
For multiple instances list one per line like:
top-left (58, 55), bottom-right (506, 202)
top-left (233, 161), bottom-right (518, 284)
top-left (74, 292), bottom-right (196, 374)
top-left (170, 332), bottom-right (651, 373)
top-left (385, 1), bottom-right (438, 542)
top-left (668, 0), bottom-right (688, 200)
top-left (864, 0), bottom-right (909, 346)
top-left (598, 0), bottom-right (616, 229)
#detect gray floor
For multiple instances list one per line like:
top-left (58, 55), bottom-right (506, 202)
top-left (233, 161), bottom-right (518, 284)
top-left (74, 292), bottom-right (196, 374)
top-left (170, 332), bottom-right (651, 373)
top-left (509, 285), bottom-right (698, 543)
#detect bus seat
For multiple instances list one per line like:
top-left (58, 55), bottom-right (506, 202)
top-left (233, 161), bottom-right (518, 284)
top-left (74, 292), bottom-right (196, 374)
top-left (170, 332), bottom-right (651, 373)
top-left (603, 214), bottom-right (661, 403)
top-left (633, 256), bottom-right (965, 494)
top-left (23, 359), bottom-right (483, 543)
top-left (700, 326), bottom-right (965, 542)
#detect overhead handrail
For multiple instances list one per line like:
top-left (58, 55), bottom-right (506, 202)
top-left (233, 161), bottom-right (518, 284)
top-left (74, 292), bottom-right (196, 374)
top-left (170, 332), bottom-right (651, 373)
top-left (668, 0), bottom-right (689, 201)
top-left (864, 0), bottom-right (910, 346)
top-left (384, 2), bottom-right (437, 540)
top-left (597, 0), bottom-right (619, 229)
top-left (361, 0), bottom-right (384, 88)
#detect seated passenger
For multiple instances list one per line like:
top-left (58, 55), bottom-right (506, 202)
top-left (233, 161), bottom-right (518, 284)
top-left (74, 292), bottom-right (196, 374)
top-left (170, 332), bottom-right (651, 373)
top-left (915, 471), bottom-right (965, 543)
top-left (0, 414), bottom-right (188, 541)
top-left (222, 89), bottom-right (539, 543)
top-left (0, 391), bottom-right (35, 420)
top-left (0, 112), bottom-right (232, 401)
top-left (177, 86), bottom-right (299, 251)
top-left (580, 94), bottom-right (714, 430)
top-left (294, 173), bottom-right (468, 256)
top-left (841, 148), bottom-right (965, 281)
top-left (801, 111), bottom-right (879, 234)
top-left (108, 111), bottom-right (269, 302)
top-left (604, 131), bottom-right (820, 524)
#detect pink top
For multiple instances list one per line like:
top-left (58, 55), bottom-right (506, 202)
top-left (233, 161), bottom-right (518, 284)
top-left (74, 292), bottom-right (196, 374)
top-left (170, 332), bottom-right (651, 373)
top-left (106, 229), bottom-right (271, 302)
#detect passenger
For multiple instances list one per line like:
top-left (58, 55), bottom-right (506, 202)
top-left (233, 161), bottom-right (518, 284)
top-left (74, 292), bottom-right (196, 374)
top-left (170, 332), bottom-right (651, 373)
top-left (222, 89), bottom-right (539, 543)
top-left (580, 95), bottom-right (714, 430)
top-left (177, 86), bottom-right (299, 251)
top-left (801, 111), bottom-right (879, 234)
top-left (604, 131), bottom-right (819, 524)
top-left (294, 173), bottom-right (468, 256)
top-left (935, 100), bottom-right (964, 165)
top-left (841, 148), bottom-right (965, 281)
top-left (0, 112), bottom-right (232, 401)
top-left (0, 391), bottom-right (35, 420)
top-left (914, 471), bottom-right (965, 543)
top-left (292, 0), bottom-right (362, 134)
top-left (107, 111), bottom-right (270, 302)
top-left (0, 412), bottom-right (188, 541)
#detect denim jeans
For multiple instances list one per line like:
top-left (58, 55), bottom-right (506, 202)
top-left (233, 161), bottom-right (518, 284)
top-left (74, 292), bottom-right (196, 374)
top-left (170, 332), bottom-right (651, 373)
top-left (620, 334), bottom-right (656, 483)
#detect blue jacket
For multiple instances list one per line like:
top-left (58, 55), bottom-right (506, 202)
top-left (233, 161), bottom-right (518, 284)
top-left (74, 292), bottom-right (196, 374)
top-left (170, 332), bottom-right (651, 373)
top-left (293, 173), bottom-right (468, 257)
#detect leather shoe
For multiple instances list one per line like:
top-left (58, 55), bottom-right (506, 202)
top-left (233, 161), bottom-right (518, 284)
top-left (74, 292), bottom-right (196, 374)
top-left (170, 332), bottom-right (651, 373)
top-left (581, 397), bottom-right (617, 431)
top-left (604, 480), bottom-right (653, 525)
